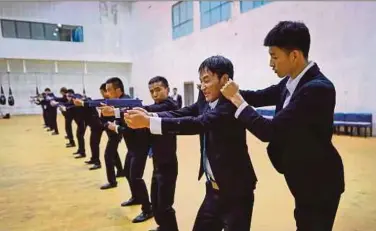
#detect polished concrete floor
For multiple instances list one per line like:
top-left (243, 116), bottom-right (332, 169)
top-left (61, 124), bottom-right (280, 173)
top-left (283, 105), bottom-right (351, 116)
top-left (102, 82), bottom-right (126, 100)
top-left (0, 115), bottom-right (375, 231)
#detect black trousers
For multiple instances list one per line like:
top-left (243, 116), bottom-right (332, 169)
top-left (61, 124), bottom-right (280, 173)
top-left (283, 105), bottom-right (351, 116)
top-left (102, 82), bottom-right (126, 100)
top-left (192, 182), bottom-right (254, 231)
top-left (65, 113), bottom-right (74, 144)
top-left (123, 152), bottom-right (151, 212)
top-left (89, 127), bottom-right (103, 164)
top-left (151, 160), bottom-right (179, 231)
top-left (104, 132), bottom-right (123, 184)
top-left (48, 108), bottom-right (58, 133)
top-left (42, 107), bottom-right (48, 127)
top-left (294, 195), bottom-right (341, 231)
top-left (74, 118), bottom-right (86, 154)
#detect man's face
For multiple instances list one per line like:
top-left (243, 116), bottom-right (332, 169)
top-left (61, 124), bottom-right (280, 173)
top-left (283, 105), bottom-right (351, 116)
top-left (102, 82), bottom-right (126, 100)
top-left (60, 91), bottom-right (65, 97)
top-left (106, 83), bottom-right (121, 99)
top-left (149, 81), bottom-right (169, 103)
top-left (199, 68), bottom-right (229, 102)
top-left (100, 89), bottom-right (108, 99)
top-left (173, 88), bottom-right (177, 95)
top-left (268, 46), bottom-right (296, 78)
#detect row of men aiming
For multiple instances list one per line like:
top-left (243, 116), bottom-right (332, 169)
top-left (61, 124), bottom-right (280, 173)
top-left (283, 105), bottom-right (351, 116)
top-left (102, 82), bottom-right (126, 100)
top-left (32, 20), bottom-right (345, 231)
top-left (32, 76), bottom-right (182, 231)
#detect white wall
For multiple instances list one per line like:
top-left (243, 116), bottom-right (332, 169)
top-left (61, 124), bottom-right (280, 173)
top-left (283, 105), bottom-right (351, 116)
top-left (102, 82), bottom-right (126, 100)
top-left (128, 1), bottom-right (376, 135)
top-left (0, 59), bottom-right (131, 115)
top-left (0, 1), bottom-right (133, 62)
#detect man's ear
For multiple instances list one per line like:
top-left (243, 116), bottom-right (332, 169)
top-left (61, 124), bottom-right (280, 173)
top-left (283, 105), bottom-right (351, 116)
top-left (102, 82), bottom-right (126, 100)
top-left (220, 74), bottom-right (229, 84)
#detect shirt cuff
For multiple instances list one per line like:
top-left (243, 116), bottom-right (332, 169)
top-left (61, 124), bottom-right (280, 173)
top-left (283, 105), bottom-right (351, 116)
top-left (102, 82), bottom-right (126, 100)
top-left (235, 101), bottom-right (249, 119)
top-left (150, 112), bottom-right (159, 117)
top-left (96, 108), bottom-right (102, 117)
top-left (149, 117), bottom-right (162, 135)
top-left (114, 108), bottom-right (121, 118)
top-left (115, 125), bottom-right (119, 134)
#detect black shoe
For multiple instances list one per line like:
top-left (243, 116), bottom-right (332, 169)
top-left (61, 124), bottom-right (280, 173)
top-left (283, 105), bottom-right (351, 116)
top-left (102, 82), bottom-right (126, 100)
top-left (121, 197), bottom-right (141, 207)
top-left (51, 132), bottom-right (59, 135)
top-left (73, 150), bottom-right (82, 155)
top-left (66, 143), bottom-right (76, 148)
top-left (100, 182), bottom-right (117, 190)
top-left (64, 135), bottom-right (69, 139)
top-left (85, 160), bottom-right (96, 164)
top-left (74, 154), bottom-right (86, 159)
top-left (89, 164), bottom-right (101, 170)
top-left (132, 211), bottom-right (153, 223)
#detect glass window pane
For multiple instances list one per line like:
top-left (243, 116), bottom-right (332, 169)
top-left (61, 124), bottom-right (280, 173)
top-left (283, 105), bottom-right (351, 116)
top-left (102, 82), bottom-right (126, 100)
top-left (72, 26), bottom-right (84, 42)
top-left (210, 1), bottom-right (221, 9)
top-left (221, 2), bottom-right (231, 21)
top-left (254, 1), bottom-right (264, 8)
top-left (201, 11), bottom-right (210, 29)
top-left (240, 1), bottom-right (254, 13)
top-left (1, 20), bottom-right (16, 38)
top-left (59, 27), bottom-right (72, 42)
top-left (16, 21), bottom-right (31, 39)
top-left (200, 1), bottom-right (210, 13)
top-left (44, 24), bottom-right (59, 41)
top-left (186, 1), bottom-right (193, 20)
top-left (31, 22), bottom-right (44, 40)
top-left (211, 7), bottom-right (221, 25)
top-left (173, 4), bottom-right (180, 26)
top-left (180, 2), bottom-right (187, 22)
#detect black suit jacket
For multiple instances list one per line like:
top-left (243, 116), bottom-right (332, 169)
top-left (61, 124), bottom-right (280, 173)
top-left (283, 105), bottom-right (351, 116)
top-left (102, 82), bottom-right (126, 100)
top-left (175, 94), bottom-right (182, 108)
top-left (238, 63), bottom-right (345, 201)
top-left (156, 93), bottom-right (257, 199)
top-left (143, 97), bottom-right (179, 164)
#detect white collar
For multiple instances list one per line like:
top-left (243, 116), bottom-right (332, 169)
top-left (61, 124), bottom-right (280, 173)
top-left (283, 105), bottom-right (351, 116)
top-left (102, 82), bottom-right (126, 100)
top-left (286, 61), bottom-right (315, 94)
top-left (209, 99), bottom-right (219, 109)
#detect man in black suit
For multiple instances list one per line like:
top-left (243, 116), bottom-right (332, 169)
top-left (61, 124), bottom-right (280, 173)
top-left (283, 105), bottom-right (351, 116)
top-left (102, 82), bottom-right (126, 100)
top-left (124, 56), bottom-right (257, 231)
top-left (59, 87), bottom-right (76, 148)
top-left (43, 88), bottom-right (59, 135)
top-left (220, 21), bottom-right (345, 231)
top-left (73, 83), bottom-right (109, 170)
top-left (171, 87), bottom-right (182, 109)
top-left (97, 77), bottom-right (127, 189)
top-left (66, 89), bottom-right (87, 159)
top-left (109, 76), bottom-right (179, 229)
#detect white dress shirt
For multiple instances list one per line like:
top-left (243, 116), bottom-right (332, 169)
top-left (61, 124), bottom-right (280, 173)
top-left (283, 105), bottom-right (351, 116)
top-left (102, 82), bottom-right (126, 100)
top-left (235, 61), bottom-right (315, 118)
top-left (149, 99), bottom-right (219, 181)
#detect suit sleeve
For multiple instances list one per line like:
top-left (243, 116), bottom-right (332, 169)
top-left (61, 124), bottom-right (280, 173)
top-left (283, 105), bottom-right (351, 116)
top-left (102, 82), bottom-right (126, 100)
top-left (156, 102), bottom-right (199, 118)
top-left (159, 102), bottom-right (235, 135)
top-left (240, 80), bottom-right (284, 107)
top-left (237, 83), bottom-right (334, 142)
top-left (144, 101), bottom-right (177, 113)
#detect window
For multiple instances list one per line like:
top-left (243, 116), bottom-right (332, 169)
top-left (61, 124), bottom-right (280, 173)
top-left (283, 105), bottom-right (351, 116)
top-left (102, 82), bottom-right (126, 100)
top-left (1, 20), bottom-right (16, 38)
top-left (240, 1), bottom-right (270, 13)
top-left (15, 21), bottom-right (31, 39)
top-left (30, 22), bottom-right (45, 40)
top-left (0, 19), bottom-right (84, 42)
top-left (200, 1), bottom-right (231, 29)
top-left (172, 1), bottom-right (193, 39)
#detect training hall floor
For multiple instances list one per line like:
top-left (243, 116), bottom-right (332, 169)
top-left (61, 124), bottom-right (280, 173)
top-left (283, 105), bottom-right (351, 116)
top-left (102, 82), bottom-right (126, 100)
top-left (0, 115), bottom-right (375, 231)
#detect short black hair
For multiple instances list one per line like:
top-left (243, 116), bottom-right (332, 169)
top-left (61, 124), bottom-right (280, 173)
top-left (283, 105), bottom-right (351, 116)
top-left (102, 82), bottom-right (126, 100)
top-left (173, 87), bottom-right (177, 90)
top-left (60, 87), bottom-right (68, 93)
top-left (198, 55), bottom-right (234, 80)
top-left (99, 83), bottom-right (106, 91)
top-left (67, 89), bottom-right (75, 94)
top-left (264, 21), bottom-right (310, 59)
top-left (106, 77), bottom-right (124, 93)
top-left (44, 88), bottom-right (51, 92)
top-left (148, 76), bottom-right (169, 88)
